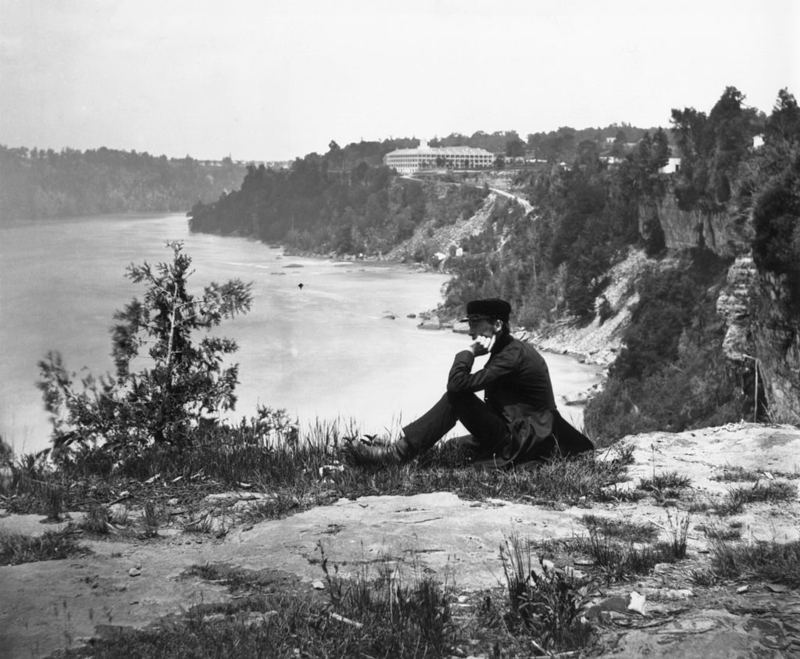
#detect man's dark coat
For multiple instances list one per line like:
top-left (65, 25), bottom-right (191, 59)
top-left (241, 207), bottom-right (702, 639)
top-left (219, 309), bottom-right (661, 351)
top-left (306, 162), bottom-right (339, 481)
top-left (448, 333), bottom-right (594, 467)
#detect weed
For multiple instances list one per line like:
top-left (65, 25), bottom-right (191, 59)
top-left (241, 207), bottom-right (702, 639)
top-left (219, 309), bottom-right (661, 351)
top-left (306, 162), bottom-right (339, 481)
top-left (581, 514), bottom-right (658, 543)
top-left (712, 466), bottom-right (760, 482)
top-left (727, 481), bottom-right (797, 505)
top-left (243, 491), bottom-right (301, 522)
top-left (80, 504), bottom-right (110, 535)
top-left (709, 539), bottom-right (800, 588)
top-left (584, 525), bottom-right (685, 582)
top-left (585, 509), bottom-right (693, 577)
top-left (142, 500), bottom-right (160, 538)
top-left (0, 528), bottom-right (88, 566)
top-left (184, 563), bottom-right (286, 595)
top-left (595, 486), bottom-right (647, 503)
top-left (690, 567), bottom-right (720, 587)
top-left (183, 511), bottom-right (216, 535)
top-left (639, 470), bottom-right (692, 492)
top-left (500, 532), bottom-right (596, 654)
top-left (695, 521), bottom-right (742, 541)
top-left (712, 490), bottom-right (747, 517)
top-left (707, 481), bottom-right (797, 517)
top-left (661, 509), bottom-right (691, 559)
top-left (41, 481), bottom-right (65, 522)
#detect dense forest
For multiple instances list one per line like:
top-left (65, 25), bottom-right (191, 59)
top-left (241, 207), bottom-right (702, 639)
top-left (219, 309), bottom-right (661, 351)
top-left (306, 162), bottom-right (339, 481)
top-left (187, 137), bottom-right (487, 255)
top-left (0, 146), bottom-right (247, 221)
top-left (188, 86), bottom-right (800, 441)
top-left (186, 124), bottom-right (660, 256)
top-left (431, 124), bottom-right (660, 161)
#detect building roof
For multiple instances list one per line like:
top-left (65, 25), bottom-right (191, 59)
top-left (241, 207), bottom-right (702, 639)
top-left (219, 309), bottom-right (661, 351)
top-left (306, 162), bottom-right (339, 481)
top-left (385, 145), bottom-right (493, 157)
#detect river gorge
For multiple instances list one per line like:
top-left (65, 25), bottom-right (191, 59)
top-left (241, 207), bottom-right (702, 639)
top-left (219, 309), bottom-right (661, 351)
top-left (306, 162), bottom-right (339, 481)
top-left (0, 213), bottom-right (601, 455)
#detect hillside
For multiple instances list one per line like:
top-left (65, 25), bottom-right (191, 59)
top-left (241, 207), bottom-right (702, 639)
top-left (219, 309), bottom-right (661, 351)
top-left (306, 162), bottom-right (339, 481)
top-left (182, 87), bottom-right (800, 441)
top-left (0, 146), bottom-right (246, 220)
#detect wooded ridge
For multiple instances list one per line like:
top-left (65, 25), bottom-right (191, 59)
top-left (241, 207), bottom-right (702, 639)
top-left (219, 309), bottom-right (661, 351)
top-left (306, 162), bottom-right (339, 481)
top-left (188, 87), bottom-right (800, 439)
top-left (0, 146), bottom-right (246, 221)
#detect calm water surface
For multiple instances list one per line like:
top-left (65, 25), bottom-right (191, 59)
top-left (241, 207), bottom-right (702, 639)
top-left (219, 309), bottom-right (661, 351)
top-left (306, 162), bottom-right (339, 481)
top-left (0, 213), bottom-right (601, 454)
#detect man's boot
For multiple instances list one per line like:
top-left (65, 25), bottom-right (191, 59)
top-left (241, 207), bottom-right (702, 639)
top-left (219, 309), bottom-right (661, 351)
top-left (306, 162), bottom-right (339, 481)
top-left (345, 435), bottom-right (414, 466)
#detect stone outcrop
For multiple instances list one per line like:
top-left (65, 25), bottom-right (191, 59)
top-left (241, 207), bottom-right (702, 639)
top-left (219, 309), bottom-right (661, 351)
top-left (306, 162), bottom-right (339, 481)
top-left (643, 194), bottom-right (799, 424)
top-left (714, 255), bottom-right (800, 424)
top-left (650, 195), bottom-right (748, 257)
top-left (752, 270), bottom-right (800, 424)
top-left (716, 255), bottom-right (757, 362)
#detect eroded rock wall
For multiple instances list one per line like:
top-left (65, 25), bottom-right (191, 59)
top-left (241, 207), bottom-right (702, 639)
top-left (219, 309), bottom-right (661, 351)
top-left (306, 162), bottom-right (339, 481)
top-left (648, 196), bottom-right (799, 424)
top-left (752, 271), bottom-right (800, 424)
top-left (649, 195), bottom-right (747, 257)
top-left (716, 256), bottom-right (757, 362)
top-left (712, 254), bottom-right (799, 424)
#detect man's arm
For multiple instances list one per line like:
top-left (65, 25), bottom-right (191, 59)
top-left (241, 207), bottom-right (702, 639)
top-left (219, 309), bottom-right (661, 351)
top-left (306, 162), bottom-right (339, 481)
top-left (447, 343), bottom-right (520, 393)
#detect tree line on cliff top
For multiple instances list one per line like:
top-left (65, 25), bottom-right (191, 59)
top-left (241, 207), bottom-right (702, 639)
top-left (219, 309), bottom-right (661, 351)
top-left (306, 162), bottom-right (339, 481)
top-left (0, 146), bottom-right (247, 221)
top-left (189, 86), bottom-right (799, 442)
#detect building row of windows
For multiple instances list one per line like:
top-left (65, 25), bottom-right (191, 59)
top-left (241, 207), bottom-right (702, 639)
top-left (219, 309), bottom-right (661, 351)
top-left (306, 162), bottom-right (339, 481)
top-left (384, 148), bottom-right (494, 173)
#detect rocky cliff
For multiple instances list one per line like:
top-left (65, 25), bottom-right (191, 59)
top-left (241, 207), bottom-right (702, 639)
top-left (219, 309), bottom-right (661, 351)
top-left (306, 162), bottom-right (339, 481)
top-left (752, 270), bottom-right (800, 424)
top-left (650, 195), bottom-right (748, 258)
top-left (650, 197), bottom-right (800, 424)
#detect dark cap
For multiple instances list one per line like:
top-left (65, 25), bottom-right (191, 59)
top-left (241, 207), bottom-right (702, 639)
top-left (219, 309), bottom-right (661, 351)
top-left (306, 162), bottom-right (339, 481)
top-left (460, 298), bottom-right (512, 323)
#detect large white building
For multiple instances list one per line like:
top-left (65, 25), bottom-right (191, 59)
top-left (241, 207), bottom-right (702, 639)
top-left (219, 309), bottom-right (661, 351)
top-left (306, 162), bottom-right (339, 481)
top-left (383, 140), bottom-right (495, 174)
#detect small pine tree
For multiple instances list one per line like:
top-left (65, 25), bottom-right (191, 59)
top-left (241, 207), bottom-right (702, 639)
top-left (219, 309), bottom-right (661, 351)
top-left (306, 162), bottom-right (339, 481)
top-left (38, 242), bottom-right (253, 456)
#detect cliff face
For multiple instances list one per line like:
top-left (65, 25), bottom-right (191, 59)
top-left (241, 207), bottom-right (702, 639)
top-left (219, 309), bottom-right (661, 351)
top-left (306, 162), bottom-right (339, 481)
top-left (752, 271), bottom-right (800, 424)
top-left (650, 195), bottom-right (748, 257)
top-left (716, 256), bottom-right (757, 362)
top-left (650, 199), bottom-right (800, 424)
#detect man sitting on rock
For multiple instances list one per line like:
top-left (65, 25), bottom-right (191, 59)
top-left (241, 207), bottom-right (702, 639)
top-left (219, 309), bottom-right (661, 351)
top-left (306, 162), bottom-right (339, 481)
top-left (346, 298), bottom-right (594, 468)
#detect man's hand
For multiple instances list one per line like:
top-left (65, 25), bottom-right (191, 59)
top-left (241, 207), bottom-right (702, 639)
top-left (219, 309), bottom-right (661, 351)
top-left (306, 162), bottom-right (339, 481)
top-left (469, 334), bottom-right (495, 356)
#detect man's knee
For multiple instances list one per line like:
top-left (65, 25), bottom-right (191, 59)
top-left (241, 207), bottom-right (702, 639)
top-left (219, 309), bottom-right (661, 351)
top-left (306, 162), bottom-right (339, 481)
top-left (446, 390), bottom-right (478, 410)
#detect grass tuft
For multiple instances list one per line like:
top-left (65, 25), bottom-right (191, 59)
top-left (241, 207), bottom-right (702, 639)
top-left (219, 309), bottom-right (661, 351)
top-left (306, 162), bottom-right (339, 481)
top-left (79, 504), bottom-right (110, 535)
top-left (712, 466), bottom-right (761, 482)
top-left (709, 539), bottom-right (800, 588)
top-left (727, 481), bottom-right (797, 505)
top-left (499, 532), bottom-right (596, 654)
top-left (638, 470), bottom-right (692, 492)
top-left (581, 514), bottom-right (658, 543)
top-left (142, 499), bottom-right (160, 538)
top-left (582, 510), bottom-right (690, 582)
top-left (695, 521), bottom-right (742, 541)
top-left (0, 528), bottom-right (89, 566)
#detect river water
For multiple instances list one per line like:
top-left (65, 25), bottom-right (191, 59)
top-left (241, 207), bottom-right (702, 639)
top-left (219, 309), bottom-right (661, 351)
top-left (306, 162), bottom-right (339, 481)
top-left (0, 213), bottom-right (601, 455)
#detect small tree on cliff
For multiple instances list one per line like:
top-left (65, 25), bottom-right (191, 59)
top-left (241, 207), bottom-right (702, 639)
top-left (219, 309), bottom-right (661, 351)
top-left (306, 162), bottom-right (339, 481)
top-left (38, 242), bottom-right (253, 456)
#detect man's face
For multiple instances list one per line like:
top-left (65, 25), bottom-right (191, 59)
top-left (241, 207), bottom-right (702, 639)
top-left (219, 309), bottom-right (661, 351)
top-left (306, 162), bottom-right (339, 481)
top-left (468, 316), bottom-right (497, 340)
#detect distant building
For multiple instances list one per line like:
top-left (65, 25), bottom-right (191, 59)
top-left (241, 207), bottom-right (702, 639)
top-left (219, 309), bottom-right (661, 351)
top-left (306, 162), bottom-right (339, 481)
top-left (383, 140), bottom-right (495, 174)
top-left (660, 157), bottom-right (681, 174)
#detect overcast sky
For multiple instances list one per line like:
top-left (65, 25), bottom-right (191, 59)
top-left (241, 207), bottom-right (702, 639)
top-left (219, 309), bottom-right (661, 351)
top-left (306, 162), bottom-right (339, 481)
top-left (1, 0), bottom-right (797, 161)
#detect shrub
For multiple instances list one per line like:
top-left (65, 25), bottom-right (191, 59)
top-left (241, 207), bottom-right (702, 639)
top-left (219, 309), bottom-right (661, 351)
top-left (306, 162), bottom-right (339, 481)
top-left (37, 242), bottom-right (253, 458)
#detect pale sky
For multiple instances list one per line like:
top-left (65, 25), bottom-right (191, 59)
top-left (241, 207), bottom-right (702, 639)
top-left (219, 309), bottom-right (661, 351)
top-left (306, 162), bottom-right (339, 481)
top-left (1, 0), bottom-right (797, 161)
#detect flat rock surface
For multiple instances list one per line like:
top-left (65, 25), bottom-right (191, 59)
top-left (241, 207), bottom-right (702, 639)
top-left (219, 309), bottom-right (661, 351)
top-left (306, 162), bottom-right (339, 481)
top-left (1, 422), bottom-right (799, 658)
